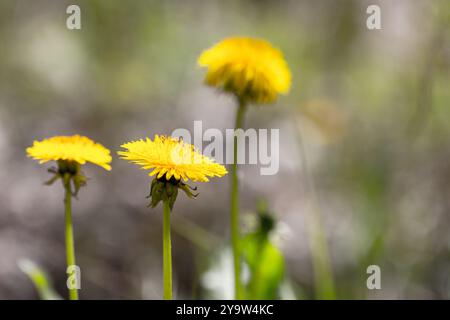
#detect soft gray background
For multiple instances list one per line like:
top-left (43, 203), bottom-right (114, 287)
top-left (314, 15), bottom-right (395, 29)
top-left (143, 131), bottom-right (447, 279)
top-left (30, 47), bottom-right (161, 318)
top-left (0, 0), bottom-right (449, 299)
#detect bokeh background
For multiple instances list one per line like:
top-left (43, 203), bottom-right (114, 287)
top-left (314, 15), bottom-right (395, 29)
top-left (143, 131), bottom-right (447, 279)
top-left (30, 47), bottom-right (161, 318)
top-left (0, 0), bottom-right (449, 299)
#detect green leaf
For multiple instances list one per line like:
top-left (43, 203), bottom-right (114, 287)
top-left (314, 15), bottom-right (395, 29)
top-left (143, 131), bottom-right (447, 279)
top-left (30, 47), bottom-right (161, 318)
top-left (242, 234), bottom-right (285, 299)
top-left (18, 259), bottom-right (61, 300)
top-left (241, 203), bottom-right (286, 300)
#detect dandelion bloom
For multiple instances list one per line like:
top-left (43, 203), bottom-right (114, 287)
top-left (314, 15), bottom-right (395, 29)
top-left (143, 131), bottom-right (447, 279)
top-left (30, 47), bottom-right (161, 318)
top-left (27, 135), bottom-right (112, 171)
top-left (27, 134), bottom-right (111, 300)
top-left (198, 36), bottom-right (292, 104)
top-left (118, 135), bottom-right (227, 182)
top-left (118, 136), bottom-right (226, 299)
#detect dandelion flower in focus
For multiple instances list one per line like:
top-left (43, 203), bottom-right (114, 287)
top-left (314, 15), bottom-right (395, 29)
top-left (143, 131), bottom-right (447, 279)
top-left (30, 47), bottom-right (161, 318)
top-left (198, 36), bottom-right (292, 104)
top-left (119, 135), bottom-right (228, 299)
top-left (118, 135), bottom-right (227, 183)
top-left (118, 135), bottom-right (227, 209)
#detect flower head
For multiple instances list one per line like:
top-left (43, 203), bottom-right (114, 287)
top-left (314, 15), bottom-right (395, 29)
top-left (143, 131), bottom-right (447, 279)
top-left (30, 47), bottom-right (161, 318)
top-left (198, 36), bottom-right (291, 104)
top-left (118, 135), bottom-right (227, 183)
top-left (118, 135), bottom-right (227, 209)
top-left (27, 135), bottom-right (112, 171)
top-left (27, 135), bottom-right (112, 196)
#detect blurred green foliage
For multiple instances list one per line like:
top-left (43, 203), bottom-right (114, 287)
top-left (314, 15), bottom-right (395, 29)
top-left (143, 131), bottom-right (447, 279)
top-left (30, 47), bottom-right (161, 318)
top-left (19, 259), bottom-right (61, 300)
top-left (242, 201), bottom-right (285, 299)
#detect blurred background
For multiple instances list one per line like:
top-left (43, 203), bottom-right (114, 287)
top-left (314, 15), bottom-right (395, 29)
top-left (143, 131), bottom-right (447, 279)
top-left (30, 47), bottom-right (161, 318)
top-left (0, 0), bottom-right (449, 299)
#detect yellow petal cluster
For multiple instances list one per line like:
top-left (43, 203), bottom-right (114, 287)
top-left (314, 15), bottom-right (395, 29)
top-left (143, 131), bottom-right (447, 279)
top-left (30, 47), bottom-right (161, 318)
top-left (27, 135), bottom-right (112, 171)
top-left (198, 36), bottom-right (291, 104)
top-left (118, 135), bottom-right (227, 182)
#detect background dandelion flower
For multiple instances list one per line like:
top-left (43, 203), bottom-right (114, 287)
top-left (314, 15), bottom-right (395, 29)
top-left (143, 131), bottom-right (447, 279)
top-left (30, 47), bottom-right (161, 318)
top-left (27, 135), bottom-right (112, 171)
top-left (198, 36), bottom-right (292, 104)
top-left (118, 135), bottom-right (227, 182)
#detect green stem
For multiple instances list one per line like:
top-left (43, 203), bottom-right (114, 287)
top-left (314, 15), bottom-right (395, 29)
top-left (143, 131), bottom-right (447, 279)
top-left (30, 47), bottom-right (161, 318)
top-left (63, 174), bottom-right (78, 300)
top-left (231, 98), bottom-right (246, 300)
top-left (296, 126), bottom-right (336, 299)
top-left (163, 200), bottom-right (173, 300)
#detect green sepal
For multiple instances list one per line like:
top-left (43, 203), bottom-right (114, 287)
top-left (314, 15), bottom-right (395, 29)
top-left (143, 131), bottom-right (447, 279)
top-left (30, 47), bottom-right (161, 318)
top-left (44, 171), bottom-right (60, 186)
top-left (166, 184), bottom-right (178, 210)
top-left (72, 172), bottom-right (87, 197)
top-left (44, 160), bottom-right (88, 198)
top-left (146, 177), bottom-right (197, 210)
top-left (179, 183), bottom-right (199, 199)
top-left (148, 179), bottom-right (165, 208)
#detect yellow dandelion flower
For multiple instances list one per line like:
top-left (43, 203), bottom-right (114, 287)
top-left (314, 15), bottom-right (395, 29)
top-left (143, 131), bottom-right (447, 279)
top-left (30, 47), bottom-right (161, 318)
top-left (27, 134), bottom-right (111, 300)
top-left (118, 135), bottom-right (227, 183)
top-left (119, 135), bottom-right (227, 299)
top-left (198, 36), bottom-right (292, 104)
top-left (27, 135), bottom-right (112, 171)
